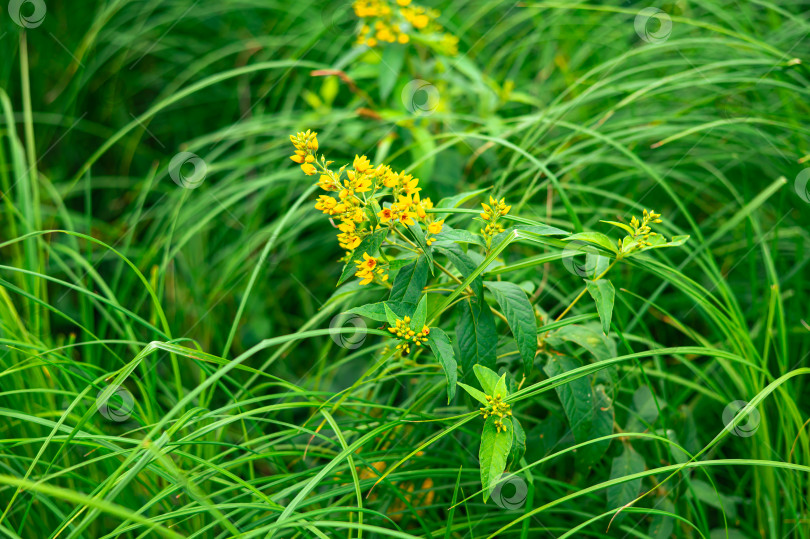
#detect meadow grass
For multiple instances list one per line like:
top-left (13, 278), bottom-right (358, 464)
top-left (0, 0), bottom-right (809, 537)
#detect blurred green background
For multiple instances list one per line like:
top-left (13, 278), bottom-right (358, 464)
top-left (1, 0), bottom-right (809, 537)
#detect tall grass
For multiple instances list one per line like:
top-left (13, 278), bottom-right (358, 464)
top-left (1, 0), bottom-right (809, 537)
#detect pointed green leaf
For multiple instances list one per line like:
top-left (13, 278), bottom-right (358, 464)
top-left (485, 281), bottom-right (538, 372)
top-left (435, 187), bottom-right (490, 219)
top-left (543, 355), bottom-right (593, 443)
top-left (389, 257), bottom-right (428, 303)
top-left (458, 382), bottom-right (488, 405)
top-left (434, 227), bottom-right (485, 247)
top-left (565, 232), bottom-right (619, 254)
top-left (427, 327), bottom-right (457, 403)
top-left (457, 298), bottom-right (497, 372)
top-left (473, 364), bottom-right (500, 395)
top-left (493, 224), bottom-right (569, 245)
top-left (406, 222), bottom-right (434, 273)
top-left (585, 279), bottom-right (615, 335)
top-left (480, 415), bottom-right (513, 501)
top-left (575, 383), bottom-right (614, 467)
top-left (600, 220), bottom-right (635, 235)
top-left (383, 303), bottom-right (399, 327)
top-left (345, 301), bottom-right (415, 322)
top-left (435, 244), bottom-right (483, 299)
top-left (493, 374), bottom-right (507, 400)
top-left (607, 446), bottom-right (645, 523)
top-left (507, 416), bottom-right (526, 471)
top-left (411, 295), bottom-right (428, 330)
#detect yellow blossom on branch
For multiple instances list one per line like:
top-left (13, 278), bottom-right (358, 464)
top-left (290, 129), bottom-right (441, 287)
top-left (387, 315), bottom-right (430, 355)
top-left (355, 252), bottom-right (388, 285)
top-left (352, 0), bottom-right (459, 55)
top-left (480, 195), bottom-right (511, 249)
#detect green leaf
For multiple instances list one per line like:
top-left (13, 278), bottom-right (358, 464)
top-left (493, 373), bottom-right (507, 400)
top-left (383, 303), bottom-right (399, 327)
top-left (606, 446), bottom-right (645, 523)
top-left (411, 295), bottom-right (428, 331)
top-left (435, 244), bottom-right (483, 299)
top-left (600, 220), bottom-right (635, 235)
top-left (637, 234), bottom-right (690, 253)
top-left (493, 224), bottom-right (569, 245)
top-left (386, 257), bottom-right (417, 272)
top-left (389, 257), bottom-right (428, 303)
top-left (585, 279), bottom-right (615, 335)
top-left (435, 187), bottom-right (490, 219)
top-left (553, 324), bottom-right (616, 361)
top-left (345, 301), bottom-right (415, 322)
top-left (406, 221), bottom-right (435, 273)
top-left (456, 298), bottom-right (497, 372)
top-left (458, 382), bottom-right (488, 405)
top-left (565, 232), bottom-right (619, 254)
top-left (575, 384), bottom-right (614, 467)
top-left (337, 229), bottom-right (388, 285)
top-left (479, 415), bottom-right (513, 501)
top-left (427, 328), bottom-right (457, 403)
top-left (473, 364), bottom-right (500, 395)
top-left (543, 355), bottom-right (593, 443)
top-left (551, 324), bottom-right (618, 392)
top-left (625, 385), bottom-right (664, 433)
top-left (485, 281), bottom-right (538, 373)
top-left (434, 227), bottom-right (485, 247)
top-left (506, 416), bottom-right (526, 471)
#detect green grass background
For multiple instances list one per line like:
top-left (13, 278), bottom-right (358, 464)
top-left (1, 0), bottom-right (809, 537)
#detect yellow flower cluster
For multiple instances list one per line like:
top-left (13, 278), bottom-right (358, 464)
top-left (353, 0), bottom-right (458, 55)
top-left (289, 130), bottom-right (319, 175)
top-left (291, 130), bottom-right (445, 286)
top-left (629, 209), bottom-right (663, 248)
top-left (387, 315), bottom-right (430, 355)
top-left (355, 252), bottom-right (388, 285)
top-left (479, 393), bottom-right (512, 433)
top-left (479, 196), bottom-right (511, 248)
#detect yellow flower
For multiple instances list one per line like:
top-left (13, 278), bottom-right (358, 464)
top-left (315, 195), bottom-right (337, 214)
top-left (396, 194), bottom-right (414, 210)
top-left (379, 207), bottom-right (395, 223)
top-left (290, 154), bottom-right (305, 164)
top-left (356, 252), bottom-right (377, 271)
top-left (355, 268), bottom-right (375, 285)
top-left (427, 220), bottom-right (444, 235)
top-left (354, 253), bottom-right (388, 285)
top-left (301, 163), bottom-right (317, 175)
top-left (402, 175), bottom-right (421, 195)
top-left (317, 175), bottom-right (334, 191)
top-left (338, 220), bottom-right (356, 233)
top-left (339, 232), bottom-right (362, 251)
top-left (355, 177), bottom-right (372, 193)
top-left (353, 155), bottom-right (373, 174)
top-left (399, 210), bottom-right (417, 226)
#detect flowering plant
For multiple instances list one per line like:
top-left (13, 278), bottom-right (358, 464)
top-left (290, 129), bottom-right (689, 500)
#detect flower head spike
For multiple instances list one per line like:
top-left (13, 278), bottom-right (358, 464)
top-left (479, 392), bottom-right (512, 433)
top-left (388, 316), bottom-right (430, 355)
top-left (480, 195), bottom-right (511, 248)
